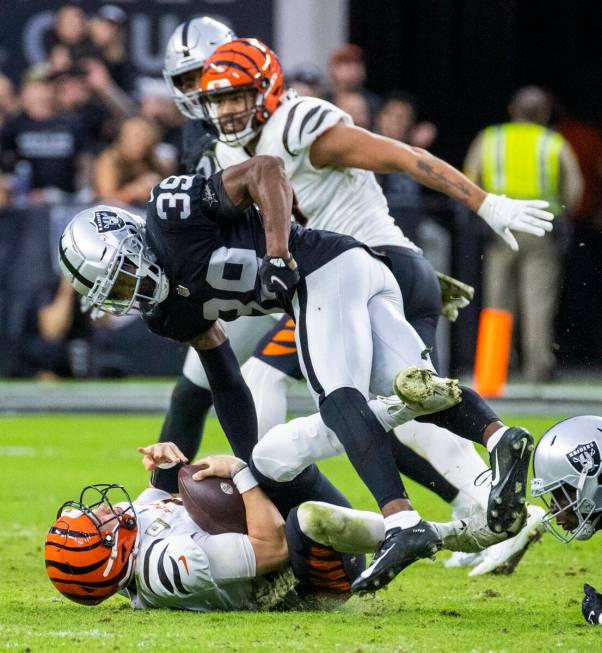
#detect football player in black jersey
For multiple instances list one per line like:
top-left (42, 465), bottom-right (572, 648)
top-left (59, 152), bottom-right (539, 593)
top-left (159, 19), bottom-right (484, 526)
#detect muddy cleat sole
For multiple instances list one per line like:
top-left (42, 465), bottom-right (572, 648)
top-left (479, 505), bottom-right (545, 576)
top-left (487, 427), bottom-right (534, 535)
top-left (393, 367), bottom-right (462, 416)
top-left (351, 520), bottom-right (441, 595)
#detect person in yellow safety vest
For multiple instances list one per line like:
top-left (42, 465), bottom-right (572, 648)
top-left (464, 86), bottom-right (583, 383)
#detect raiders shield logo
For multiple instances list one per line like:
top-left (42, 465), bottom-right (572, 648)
top-left (566, 441), bottom-right (601, 476)
top-left (94, 210), bottom-right (125, 233)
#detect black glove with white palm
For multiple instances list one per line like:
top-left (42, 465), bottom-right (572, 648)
top-left (582, 584), bottom-right (602, 625)
top-left (478, 194), bottom-right (555, 251)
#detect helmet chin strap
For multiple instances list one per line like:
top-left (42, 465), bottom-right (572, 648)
top-left (103, 526), bottom-right (120, 578)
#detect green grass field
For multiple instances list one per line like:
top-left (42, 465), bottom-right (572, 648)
top-left (1, 413), bottom-right (599, 652)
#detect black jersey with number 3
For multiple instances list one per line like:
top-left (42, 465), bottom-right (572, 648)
top-left (143, 172), bottom-right (364, 343)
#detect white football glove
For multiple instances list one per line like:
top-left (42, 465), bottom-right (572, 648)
top-left (477, 193), bottom-right (555, 251)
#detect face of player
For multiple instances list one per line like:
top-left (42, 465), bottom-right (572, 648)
top-left (212, 89), bottom-right (257, 134)
top-left (550, 486), bottom-right (579, 532)
top-left (108, 263), bottom-right (156, 311)
top-left (174, 69), bottom-right (202, 95)
top-left (92, 503), bottom-right (125, 536)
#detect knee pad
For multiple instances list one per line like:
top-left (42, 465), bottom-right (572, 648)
top-left (252, 414), bottom-right (342, 482)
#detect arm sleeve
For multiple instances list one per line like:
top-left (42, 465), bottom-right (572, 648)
top-left (196, 340), bottom-right (258, 461)
top-left (283, 98), bottom-right (352, 156)
top-left (192, 532), bottom-right (256, 581)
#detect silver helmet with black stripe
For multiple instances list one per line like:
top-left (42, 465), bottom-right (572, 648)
top-left (531, 415), bottom-right (602, 542)
top-left (163, 17), bottom-right (235, 119)
top-left (58, 205), bottom-right (169, 316)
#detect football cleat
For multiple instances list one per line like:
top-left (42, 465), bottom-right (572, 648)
top-left (469, 505), bottom-right (545, 576)
top-left (432, 513), bottom-right (506, 554)
top-left (487, 427), bottom-right (534, 534)
top-left (351, 520), bottom-right (441, 595)
top-left (393, 367), bottom-right (462, 418)
top-left (436, 271), bottom-right (475, 323)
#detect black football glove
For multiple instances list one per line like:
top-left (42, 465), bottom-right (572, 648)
top-left (582, 584), bottom-right (602, 624)
top-left (259, 255), bottom-right (300, 295)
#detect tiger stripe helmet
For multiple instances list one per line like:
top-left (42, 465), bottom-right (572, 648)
top-left (200, 38), bottom-right (284, 146)
top-left (45, 485), bottom-right (139, 605)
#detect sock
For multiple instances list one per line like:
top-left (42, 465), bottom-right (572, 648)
top-left (152, 376), bottom-right (213, 493)
top-left (486, 426), bottom-right (508, 453)
top-left (416, 386), bottom-right (500, 444)
top-left (320, 387), bottom-right (408, 508)
top-left (296, 501), bottom-right (385, 553)
top-left (390, 436), bottom-right (459, 504)
top-left (384, 510), bottom-right (421, 532)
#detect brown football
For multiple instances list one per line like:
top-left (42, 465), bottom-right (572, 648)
top-left (178, 464), bottom-right (247, 534)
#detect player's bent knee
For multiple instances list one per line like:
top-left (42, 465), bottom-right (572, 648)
top-left (252, 423), bottom-right (307, 482)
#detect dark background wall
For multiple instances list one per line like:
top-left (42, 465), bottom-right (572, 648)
top-left (350, 0), bottom-right (602, 165)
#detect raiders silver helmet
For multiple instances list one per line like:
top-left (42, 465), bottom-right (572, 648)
top-left (58, 206), bottom-right (169, 316)
top-left (163, 17), bottom-right (235, 119)
top-left (531, 415), bottom-right (602, 542)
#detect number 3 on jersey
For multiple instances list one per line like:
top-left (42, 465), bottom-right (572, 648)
top-left (155, 175), bottom-right (194, 221)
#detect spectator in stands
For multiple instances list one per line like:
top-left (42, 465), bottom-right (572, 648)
top-left (0, 78), bottom-right (91, 205)
top-left (48, 44), bottom-right (73, 76)
top-left (137, 77), bottom-right (183, 171)
top-left (16, 276), bottom-right (93, 380)
top-left (44, 4), bottom-right (96, 62)
top-left (333, 90), bottom-right (371, 129)
top-left (554, 102), bottom-right (602, 368)
top-left (325, 44), bottom-right (381, 124)
top-left (0, 74), bottom-right (19, 129)
top-left (95, 116), bottom-right (175, 206)
top-left (51, 60), bottom-right (135, 153)
top-left (373, 92), bottom-right (436, 242)
top-left (89, 5), bottom-right (130, 90)
top-left (286, 64), bottom-right (324, 98)
top-left (464, 86), bottom-right (583, 383)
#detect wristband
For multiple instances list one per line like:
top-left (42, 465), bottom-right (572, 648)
top-left (157, 461), bottom-right (178, 470)
top-left (232, 466), bottom-right (258, 494)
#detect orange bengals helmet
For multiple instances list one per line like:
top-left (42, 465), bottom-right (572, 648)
top-left (45, 484), bottom-right (138, 606)
top-left (200, 38), bottom-right (284, 146)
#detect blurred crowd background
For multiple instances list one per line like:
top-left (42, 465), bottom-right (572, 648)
top-left (1, 1), bottom-right (601, 385)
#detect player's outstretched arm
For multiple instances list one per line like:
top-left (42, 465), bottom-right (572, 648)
top-left (193, 455), bottom-right (288, 575)
top-left (310, 123), bottom-right (554, 251)
top-left (189, 323), bottom-right (258, 463)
